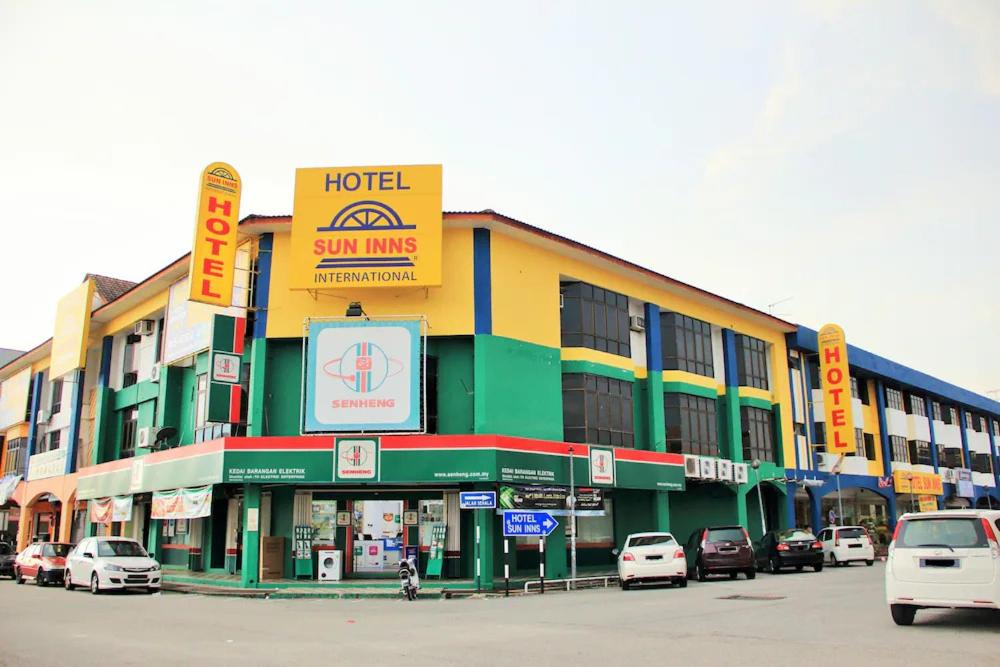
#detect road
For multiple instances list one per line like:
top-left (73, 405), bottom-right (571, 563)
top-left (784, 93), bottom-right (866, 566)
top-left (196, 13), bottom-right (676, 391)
top-left (1, 563), bottom-right (997, 666)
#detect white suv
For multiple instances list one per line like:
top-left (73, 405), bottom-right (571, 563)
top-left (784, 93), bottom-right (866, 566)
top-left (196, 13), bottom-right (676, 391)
top-left (818, 526), bottom-right (875, 567)
top-left (65, 537), bottom-right (162, 594)
top-left (885, 509), bottom-right (1000, 625)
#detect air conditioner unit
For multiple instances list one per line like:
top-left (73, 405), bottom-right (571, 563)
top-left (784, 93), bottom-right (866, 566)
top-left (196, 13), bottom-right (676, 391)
top-left (684, 455), bottom-right (701, 478)
top-left (628, 315), bottom-right (645, 332)
top-left (35, 409), bottom-right (49, 425)
top-left (940, 468), bottom-right (955, 483)
top-left (134, 320), bottom-right (155, 336)
top-left (700, 457), bottom-right (717, 481)
top-left (149, 363), bottom-right (162, 383)
top-left (733, 463), bottom-right (749, 484)
top-left (137, 427), bottom-right (151, 449)
top-left (717, 459), bottom-right (733, 482)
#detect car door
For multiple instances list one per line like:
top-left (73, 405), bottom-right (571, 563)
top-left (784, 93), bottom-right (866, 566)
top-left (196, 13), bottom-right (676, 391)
top-left (75, 539), bottom-right (95, 582)
top-left (818, 529), bottom-right (832, 557)
top-left (24, 545), bottom-right (41, 578)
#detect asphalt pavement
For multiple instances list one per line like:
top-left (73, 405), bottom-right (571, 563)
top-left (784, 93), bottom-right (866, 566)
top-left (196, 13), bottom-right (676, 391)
top-left (1, 562), bottom-right (997, 666)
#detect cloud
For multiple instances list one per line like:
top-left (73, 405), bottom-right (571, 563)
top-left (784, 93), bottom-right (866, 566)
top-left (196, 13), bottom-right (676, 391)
top-left (931, 0), bottom-right (1000, 96)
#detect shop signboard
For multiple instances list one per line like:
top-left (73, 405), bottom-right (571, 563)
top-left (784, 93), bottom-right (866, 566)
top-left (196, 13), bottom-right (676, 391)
top-left (188, 162), bottom-right (242, 307)
top-left (956, 468), bottom-right (974, 499)
top-left (162, 266), bottom-right (249, 365)
top-left (498, 484), bottom-right (603, 515)
top-left (614, 449), bottom-right (686, 491)
top-left (49, 278), bottom-right (95, 380)
top-left (27, 448), bottom-right (68, 482)
top-left (817, 323), bottom-right (854, 454)
top-left (206, 315), bottom-right (246, 423)
top-left (892, 470), bottom-right (943, 496)
top-left (290, 164), bottom-right (443, 290)
top-left (0, 367), bottom-right (32, 430)
top-left (304, 319), bottom-right (422, 433)
top-left (918, 495), bottom-right (938, 512)
top-left (335, 437), bottom-right (379, 481)
top-left (590, 447), bottom-right (614, 485)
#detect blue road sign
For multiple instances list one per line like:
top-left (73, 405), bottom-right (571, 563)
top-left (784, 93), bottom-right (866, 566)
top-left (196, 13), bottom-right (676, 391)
top-left (502, 510), bottom-right (558, 538)
top-left (459, 491), bottom-right (497, 509)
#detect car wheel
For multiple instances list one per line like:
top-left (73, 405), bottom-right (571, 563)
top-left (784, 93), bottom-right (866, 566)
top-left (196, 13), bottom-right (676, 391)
top-left (813, 563), bottom-right (824, 573)
top-left (830, 553), bottom-right (838, 566)
top-left (36, 570), bottom-right (46, 586)
top-left (15, 568), bottom-right (24, 585)
top-left (890, 604), bottom-right (916, 626)
top-left (729, 571), bottom-right (738, 580)
top-left (677, 577), bottom-right (687, 588)
top-left (695, 562), bottom-right (707, 582)
top-left (621, 580), bottom-right (631, 591)
top-left (795, 565), bottom-right (804, 572)
top-left (768, 557), bottom-right (779, 574)
top-left (866, 560), bottom-right (874, 567)
top-left (745, 568), bottom-right (756, 580)
top-left (90, 573), bottom-right (101, 595)
top-left (64, 572), bottom-right (75, 591)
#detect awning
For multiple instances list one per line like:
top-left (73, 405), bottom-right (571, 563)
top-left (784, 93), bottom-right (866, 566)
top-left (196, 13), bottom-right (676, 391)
top-left (0, 474), bottom-right (22, 505)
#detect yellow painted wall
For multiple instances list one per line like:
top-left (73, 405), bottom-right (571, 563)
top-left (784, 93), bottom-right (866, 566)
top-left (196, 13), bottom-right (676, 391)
top-left (560, 347), bottom-right (638, 373)
top-left (265, 227), bottom-right (475, 338)
top-left (662, 370), bottom-right (718, 392)
top-left (95, 290), bottom-right (169, 338)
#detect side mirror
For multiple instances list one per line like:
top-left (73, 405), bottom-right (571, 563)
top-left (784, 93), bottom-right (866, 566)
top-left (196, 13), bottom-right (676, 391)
top-left (148, 552), bottom-right (155, 560)
top-left (83, 552), bottom-right (94, 559)
top-left (611, 548), bottom-right (620, 556)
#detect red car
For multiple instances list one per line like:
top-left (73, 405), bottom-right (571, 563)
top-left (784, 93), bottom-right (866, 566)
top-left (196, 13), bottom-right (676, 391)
top-left (14, 542), bottom-right (73, 586)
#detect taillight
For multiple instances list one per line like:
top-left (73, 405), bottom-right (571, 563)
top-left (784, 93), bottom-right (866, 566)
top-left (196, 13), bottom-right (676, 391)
top-left (741, 528), bottom-right (751, 544)
top-left (812, 541), bottom-right (823, 550)
top-left (622, 552), bottom-right (635, 561)
top-left (700, 529), bottom-right (708, 549)
top-left (776, 543), bottom-right (790, 551)
top-left (674, 549), bottom-right (685, 559)
top-left (981, 519), bottom-right (1000, 558)
top-left (891, 521), bottom-right (904, 544)
top-left (834, 532), bottom-right (840, 547)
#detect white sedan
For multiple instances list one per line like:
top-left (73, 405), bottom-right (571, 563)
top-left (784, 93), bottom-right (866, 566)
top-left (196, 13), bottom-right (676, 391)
top-left (65, 537), bottom-right (162, 594)
top-left (818, 526), bottom-right (875, 567)
top-left (616, 532), bottom-right (687, 590)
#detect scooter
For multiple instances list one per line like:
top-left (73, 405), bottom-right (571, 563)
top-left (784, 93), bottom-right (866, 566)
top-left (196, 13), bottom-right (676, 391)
top-left (398, 557), bottom-right (420, 601)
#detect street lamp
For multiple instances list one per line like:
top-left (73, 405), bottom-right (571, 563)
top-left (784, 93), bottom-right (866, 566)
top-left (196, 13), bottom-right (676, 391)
top-left (751, 459), bottom-right (766, 538)
top-left (568, 445), bottom-right (577, 588)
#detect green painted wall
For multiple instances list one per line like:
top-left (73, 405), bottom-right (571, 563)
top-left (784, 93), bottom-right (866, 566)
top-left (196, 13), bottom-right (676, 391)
top-left (632, 379), bottom-right (649, 450)
top-left (264, 339), bottom-right (304, 436)
top-left (430, 337), bottom-right (474, 435)
top-left (473, 335), bottom-right (562, 440)
top-left (270, 487), bottom-right (295, 578)
top-left (613, 490), bottom-right (657, 548)
top-left (668, 483), bottom-right (741, 547)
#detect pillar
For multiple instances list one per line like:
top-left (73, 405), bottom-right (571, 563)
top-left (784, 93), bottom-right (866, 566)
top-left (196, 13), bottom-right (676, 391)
top-left (247, 338), bottom-right (268, 437)
top-left (57, 503), bottom-right (73, 543)
top-left (809, 488), bottom-right (822, 534)
top-left (925, 397), bottom-right (944, 509)
top-left (784, 483), bottom-right (798, 528)
top-left (544, 516), bottom-right (568, 580)
top-left (91, 336), bottom-right (115, 464)
top-left (240, 484), bottom-right (261, 588)
top-left (16, 503), bottom-right (32, 551)
top-left (475, 507), bottom-right (495, 590)
top-left (958, 408), bottom-right (972, 470)
top-left (653, 491), bottom-right (670, 532)
top-left (24, 372), bottom-right (44, 476)
top-left (147, 519), bottom-right (162, 560)
top-left (65, 368), bottom-right (86, 474)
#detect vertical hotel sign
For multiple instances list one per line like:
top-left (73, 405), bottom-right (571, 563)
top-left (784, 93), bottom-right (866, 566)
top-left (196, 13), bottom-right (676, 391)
top-left (289, 165), bottom-right (442, 289)
top-left (817, 323), bottom-right (854, 453)
top-left (189, 163), bottom-right (242, 306)
top-left (304, 320), bottom-right (421, 433)
top-left (49, 278), bottom-right (95, 379)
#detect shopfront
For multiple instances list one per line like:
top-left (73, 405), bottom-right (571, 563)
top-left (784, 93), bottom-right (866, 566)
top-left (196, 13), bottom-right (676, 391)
top-left (892, 470), bottom-right (943, 519)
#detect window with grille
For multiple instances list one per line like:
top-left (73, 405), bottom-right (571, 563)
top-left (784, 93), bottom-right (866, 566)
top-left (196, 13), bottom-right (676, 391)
top-left (736, 335), bottom-right (769, 390)
top-left (663, 393), bottom-right (718, 456)
top-left (890, 435), bottom-right (908, 462)
top-left (50, 378), bottom-right (63, 415)
top-left (907, 440), bottom-right (931, 466)
top-left (853, 428), bottom-right (864, 457)
top-left (741, 406), bottom-right (775, 463)
top-left (931, 402), bottom-right (942, 422)
top-left (660, 313), bottom-right (714, 378)
top-left (941, 447), bottom-right (963, 468)
top-left (120, 407), bottom-right (138, 459)
top-left (3, 437), bottom-right (27, 475)
top-left (560, 282), bottom-right (631, 358)
top-left (885, 387), bottom-right (904, 412)
top-left (562, 373), bottom-right (634, 447)
top-left (906, 394), bottom-right (926, 417)
top-left (972, 452), bottom-right (993, 474)
top-left (122, 334), bottom-right (141, 388)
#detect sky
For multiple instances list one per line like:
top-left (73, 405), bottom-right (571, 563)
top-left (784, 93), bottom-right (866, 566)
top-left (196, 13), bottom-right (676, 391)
top-left (1, 1), bottom-right (998, 396)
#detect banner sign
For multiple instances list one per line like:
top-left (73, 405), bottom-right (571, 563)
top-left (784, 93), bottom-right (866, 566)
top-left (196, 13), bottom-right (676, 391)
top-left (498, 484), bottom-right (604, 515)
top-left (50, 279), bottom-right (95, 379)
top-left (0, 367), bottom-right (32, 430)
top-left (918, 495), bottom-right (938, 512)
top-left (956, 468), bottom-right (974, 498)
top-left (90, 497), bottom-right (113, 524)
top-left (892, 470), bottom-right (943, 495)
top-left (162, 265), bottom-right (249, 365)
top-left (817, 323), bottom-right (854, 453)
top-left (0, 474), bottom-right (22, 505)
top-left (27, 448), bottom-right (68, 482)
top-left (304, 320), bottom-right (421, 432)
top-left (589, 447), bottom-right (614, 485)
top-left (189, 163), bottom-right (242, 306)
top-left (206, 314), bottom-right (246, 423)
top-left (290, 164), bottom-right (443, 289)
top-left (152, 485), bottom-right (213, 520)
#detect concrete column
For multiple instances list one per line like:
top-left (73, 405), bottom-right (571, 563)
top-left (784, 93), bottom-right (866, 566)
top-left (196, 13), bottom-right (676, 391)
top-left (653, 491), bottom-right (670, 532)
top-left (643, 303), bottom-right (665, 453)
top-left (247, 338), bottom-right (268, 437)
top-left (240, 484), bottom-right (261, 588)
top-left (958, 408), bottom-right (973, 470)
top-left (544, 516), bottom-right (568, 580)
top-left (16, 504), bottom-right (32, 551)
top-left (475, 507), bottom-right (496, 590)
top-left (147, 519), bottom-right (162, 561)
top-left (57, 504), bottom-right (73, 543)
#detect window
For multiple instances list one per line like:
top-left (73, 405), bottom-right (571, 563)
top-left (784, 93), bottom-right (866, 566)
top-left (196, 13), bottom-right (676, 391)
top-left (885, 387), bottom-right (904, 412)
top-left (813, 421), bottom-right (825, 445)
top-left (941, 447), bottom-right (963, 468)
top-left (942, 406), bottom-right (959, 425)
top-left (562, 373), bottom-right (634, 447)
top-left (663, 393), bottom-right (718, 457)
top-left (195, 374), bottom-right (209, 430)
top-left (993, 420), bottom-right (1000, 437)
top-left (37, 429), bottom-right (61, 454)
top-left (964, 411), bottom-right (974, 430)
top-left (660, 313), bottom-right (714, 377)
top-left (853, 428), bottom-right (864, 457)
top-left (122, 334), bottom-right (141, 388)
top-left (907, 440), bottom-right (931, 466)
top-left (736, 335), bottom-right (768, 390)
top-left (740, 406), bottom-right (775, 463)
top-left (906, 394), bottom-right (926, 417)
top-left (120, 407), bottom-right (138, 459)
top-left (854, 378), bottom-right (870, 405)
top-left (47, 430), bottom-right (61, 452)
top-left (310, 500), bottom-right (338, 541)
top-left (972, 416), bottom-right (985, 433)
top-left (50, 378), bottom-right (63, 415)
top-left (3, 438), bottom-right (27, 475)
top-left (863, 433), bottom-right (876, 461)
top-left (972, 452), bottom-right (993, 474)
top-left (560, 282), bottom-right (631, 357)
top-left (931, 402), bottom-right (942, 422)
top-left (849, 377), bottom-right (858, 399)
top-left (889, 435), bottom-right (908, 462)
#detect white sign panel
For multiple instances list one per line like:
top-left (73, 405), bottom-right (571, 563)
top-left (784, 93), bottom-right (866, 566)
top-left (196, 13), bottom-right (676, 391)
top-left (589, 447), bottom-right (614, 485)
top-left (211, 352), bottom-right (242, 384)
top-left (335, 438), bottom-right (378, 481)
top-left (0, 367), bottom-right (32, 430)
top-left (27, 447), bottom-right (68, 481)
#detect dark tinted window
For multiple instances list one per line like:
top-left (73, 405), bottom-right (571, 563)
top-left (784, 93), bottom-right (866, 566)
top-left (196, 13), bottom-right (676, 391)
top-left (97, 540), bottom-right (148, 557)
top-left (660, 312), bottom-right (714, 377)
top-left (562, 373), bottom-right (634, 447)
top-left (0, 543), bottom-right (12, 555)
top-left (896, 519), bottom-right (987, 549)
top-left (736, 335), bottom-right (768, 389)
top-left (628, 534), bottom-right (677, 547)
top-left (707, 528), bottom-right (746, 543)
top-left (777, 529), bottom-right (815, 541)
top-left (837, 528), bottom-right (865, 539)
top-left (741, 406), bottom-right (775, 463)
top-left (664, 393), bottom-right (718, 457)
top-left (560, 282), bottom-right (631, 357)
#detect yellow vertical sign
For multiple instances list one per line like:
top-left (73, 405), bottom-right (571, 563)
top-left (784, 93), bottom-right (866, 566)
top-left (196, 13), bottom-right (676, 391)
top-left (289, 164), bottom-right (443, 289)
top-left (189, 162), bottom-right (242, 306)
top-left (50, 279), bottom-right (96, 379)
top-left (818, 323), bottom-right (854, 454)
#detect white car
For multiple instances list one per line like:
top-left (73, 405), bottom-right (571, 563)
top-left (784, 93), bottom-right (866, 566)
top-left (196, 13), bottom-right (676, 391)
top-left (616, 532), bottom-right (687, 590)
top-left (885, 509), bottom-right (1000, 625)
top-left (64, 537), bottom-right (162, 594)
top-left (817, 526), bottom-right (875, 567)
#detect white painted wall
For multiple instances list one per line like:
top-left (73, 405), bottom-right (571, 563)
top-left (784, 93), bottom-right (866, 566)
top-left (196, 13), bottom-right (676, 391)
top-left (906, 415), bottom-right (931, 442)
top-left (885, 408), bottom-right (908, 438)
top-left (711, 326), bottom-right (725, 386)
top-left (973, 472), bottom-right (996, 488)
top-left (967, 430), bottom-right (991, 455)
top-left (790, 366), bottom-right (805, 424)
top-left (628, 299), bottom-right (646, 370)
top-left (934, 422), bottom-right (961, 449)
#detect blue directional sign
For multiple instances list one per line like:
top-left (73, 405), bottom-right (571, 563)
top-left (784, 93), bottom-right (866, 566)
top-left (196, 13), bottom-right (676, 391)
top-left (502, 510), bottom-right (558, 538)
top-left (459, 491), bottom-right (497, 509)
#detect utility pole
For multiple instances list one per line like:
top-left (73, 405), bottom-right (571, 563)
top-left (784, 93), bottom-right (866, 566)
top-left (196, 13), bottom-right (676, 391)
top-left (568, 445), bottom-right (577, 588)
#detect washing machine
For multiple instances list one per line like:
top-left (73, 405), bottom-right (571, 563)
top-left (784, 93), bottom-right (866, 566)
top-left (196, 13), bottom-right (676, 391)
top-left (317, 549), bottom-right (343, 582)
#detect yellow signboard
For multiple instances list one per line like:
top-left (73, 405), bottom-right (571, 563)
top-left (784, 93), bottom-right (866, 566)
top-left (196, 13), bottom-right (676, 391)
top-left (49, 279), bottom-right (95, 379)
top-left (918, 495), bottom-right (938, 512)
top-left (817, 323), bottom-right (853, 453)
top-left (893, 470), bottom-right (944, 496)
top-left (290, 164), bottom-right (442, 289)
top-left (0, 367), bottom-right (32, 430)
top-left (189, 162), bottom-right (242, 306)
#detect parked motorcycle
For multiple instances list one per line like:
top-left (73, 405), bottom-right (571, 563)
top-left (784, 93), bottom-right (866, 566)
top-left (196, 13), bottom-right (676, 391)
top-left (398, 557), bottom-right (420, 601)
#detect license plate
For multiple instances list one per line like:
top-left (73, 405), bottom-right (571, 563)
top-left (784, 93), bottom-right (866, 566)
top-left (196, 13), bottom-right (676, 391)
top-left (848, 544), bottom-right (861, 549)
top-left (645, 555), bottom-right (663, 561)
top-left (920, 559), bottom-right (958, 568)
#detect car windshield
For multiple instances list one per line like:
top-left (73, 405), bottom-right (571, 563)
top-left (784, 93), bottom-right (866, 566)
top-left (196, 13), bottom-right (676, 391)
top-left (629, 534), bottom-right (676, 547)
top-left (837, 528), bottom-right (866, 539)
top-left (777, 530), bottom-right (815, 541)
top-left (897, 518), bottom-right (987, 549)
top-left (97, 540), bottom-right (148, 557)
top-left (41, 544), bottom-right (72, 557)
top-left (707, 528), bottom-right (745, 543)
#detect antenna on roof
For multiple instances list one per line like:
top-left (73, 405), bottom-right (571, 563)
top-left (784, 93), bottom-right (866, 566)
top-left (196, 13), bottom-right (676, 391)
top-left (767, 296), bottom-right (793, 317)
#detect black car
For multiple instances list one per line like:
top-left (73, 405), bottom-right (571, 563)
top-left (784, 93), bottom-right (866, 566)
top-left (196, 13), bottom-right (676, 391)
top-left (0, 542), bottom-right (15, 579)
top-left (755, 529), bottom-right (824, 573)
